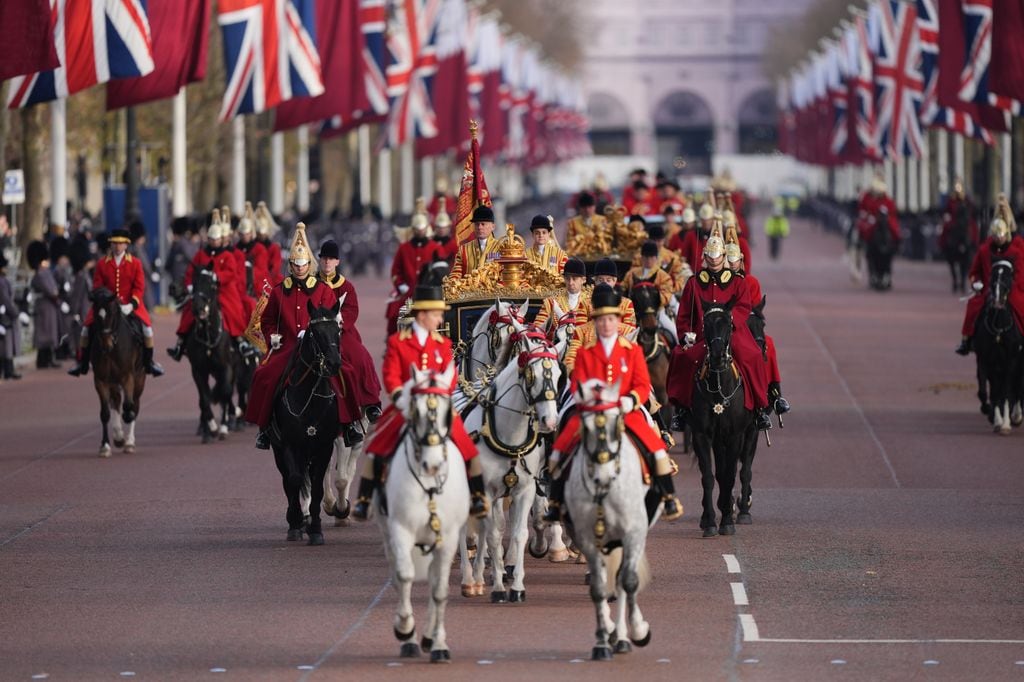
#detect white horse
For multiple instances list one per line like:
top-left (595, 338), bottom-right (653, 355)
top-left (461, 299), bottom-right (526, 378)
top-left (460, 325), bottom-right (562, 602)
top-left (319, 421), bottom-right (367, 525)
top-left (564, 378), bottom-right (653, 661)
top-left (375, 364), bottom-right (469, 663)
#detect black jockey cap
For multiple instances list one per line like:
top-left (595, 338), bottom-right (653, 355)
top-left (563, 257), bottom-right (586, 278)
top-left (109, 228), bottom-right (131, 244)
top-left (641, 240), bottom-right (659, 258)
top-left (577, 191), bottom-right (595, 208)
top-left (471, 205), bottom-right (495, 223)
top-left (409, 284), bottom-right (449, 312)
top-left (318, 239), bottom-right (340, 260)
top-left (530, 214), bottom-right (552, 231)
top-left (647, 223), bottom-right (665, 240)
top-left (27, 240), bottom-right (49, 270)
top-left (594, 258), bottom-right (618, 279)
top-left (628, 214), bottom-right (646, 229)
top-left (49, 236), bottom-right (69, 261)
top-left (590, 283), bottom-right (622, 317)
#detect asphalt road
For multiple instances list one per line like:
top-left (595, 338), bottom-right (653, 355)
top-left (2, 214), bottom-right (1023, 681)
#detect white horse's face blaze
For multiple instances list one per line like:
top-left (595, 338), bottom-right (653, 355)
top-left (404, 366), bottom-right (454, 476)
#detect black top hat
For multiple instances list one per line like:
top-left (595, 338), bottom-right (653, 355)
top-left (647, 223), bottom-right (665, 240)
top-left (563, 257), bottom-right (586, 277)
top-left (530, 214), bottom-right (552, 231)
top-left (49, 236), bottom-right (69, 260)
top-left (590, 283), bottom-right (622, 317)
top-left (318, 239), bottom-right (340, 260)
top-left (641, 240), bottom-right (659, 258)
top-left (109, 228), bottom-right (131, 244)
top-left (409, 284), bottom-right (449, 312)
top-left (577, 191), bottom-right (595, 208)
top-left (471, 205), bottom-right (495, 223)
top-left (594, 258), bottom-right (618, 279)
top-left (27, 240), bottom-right (49, 270)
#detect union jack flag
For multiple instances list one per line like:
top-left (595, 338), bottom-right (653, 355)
top-left (380, 0), bottom-right (441, 148)
top-left (871, 0), bottom-right (924, 158)
top-left (850, 13), bottom-right (879, 160)
top-left (958, 0), bottom-right (1021, 114)
top-left (916, 0), bottom-right (994, 143)
top-left (359, 0), bottom-right (389, 119)
top-left (825, 41), bottom-right (849, 161)
top-left (218, 0), bottom-right (324, 122)
top-left (7, 0), bottom-right (155, 108)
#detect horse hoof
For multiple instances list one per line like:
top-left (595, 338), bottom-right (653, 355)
top-left (584, 571), bottom-right (591, 586)
top-left (548, 547), bottom-right (570, 563)
top-left (286, 529), bottom-right (303, 541)
top-left (420, 636), bottom-right (432, 651)
top-left (473, 582), bottom-right (486, 597)
top-left (528, 540), bottom-right (549, 559)
top-left (123, 444), bottom-right (135, 454)
top-left (631, 629), bottom-right (652, 648)
top-left (112, 438), bottom-right (125, 448)
top-left (490, 590), bottom-right (507, 603)
top-left (614, 640), bottom-right (633, 654)
top-left (737, 513), bottom-right (753, 525)
top-left (591, 646), bottom-right (613, 661)
top-left (509, 590), bottom-right (526, 603)
top-left (702, 526), bottom-right (718, 538)
top-left (98, 445), bottom-right (112, 458)
top-left (307, 532), bottom-right (324, 546)
top-left (720, 524), bottom-right (736, 536)
top-left (201, 433), bottom-right (212, 444)
top-left (462, 584), bottom-right (483, 598)
top-left (999, 427), bottom-right (1012, 436)
top-left (329, 500), bottom-right (350, 520)
top-left (430, 649), bottom-right (451, 664)
top-left (399, 642), bottom-right (420, 658)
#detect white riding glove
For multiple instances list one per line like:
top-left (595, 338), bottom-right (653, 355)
top-left (120, 303), bottom-right (133, 316)
top-left (683, 332), bottom-right (696, 348)
top-left (397, 283), bottom-right (409, 295)
top-left (63, 281), bottom-right (71, 293)
top-left (60, 302), bottom-right (70, 314)
top-left (297, 329), bottom-right (306, 339)
top-left (619, 395), bottom-right (635, 413)
top-left (150, 272), bottom-right (160, 283)
top-left (0, 324), bottom-right (6, 336)
top-left (270, 333), bottom-right (282, 350)
top-left (0, 304), bottom-right (5, 315)
top-left (19, 312), bottom-right (30, 327)
top-left (972, 281), bottom-right (983, 292)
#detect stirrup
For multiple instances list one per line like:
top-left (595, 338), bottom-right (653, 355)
top-left (365, 404), bottom-right (383, 423)
top-left (67, 362), bottom-right (87, 377)
top-left (470, 492), bottom-right (490, 518)
top-left (542, 502), bottom-right (562, 524)
top-left (148, 361), bottom-right (165, 377)
top-left (167, 344), bottom-right (184, 361)
top-left (774, 396), bottom-right (791, 415)
top-left (352, 497), bottom-right (372, 521)
top-left (661, 495), bottom-right (683, 521)
top-left (756, 410), bottom-right (773, 431)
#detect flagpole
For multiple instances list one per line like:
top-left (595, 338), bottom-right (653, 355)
top-left (420, 156), bottom-right (434, 205)
top-left (172, 89), bottom-right (188, 217)
top-left (936, 129), bottom-right (949, 198)
top-left (919, 136), bottom-right (930, 210)
top-left (953, 133), bottom-right (965, 186)
top-left (270, 131), bottom-right (284, 215)
top-left (51, 98), bottom-right (67, 232)
top-left (1001, 133), bottom-right (1012, 199)
top-left (358, 125), bottom-right (371, 215)
top-left (400, 141), bottom-right (414, 214)
top-left (297, 125), bottom-right (310, 214)
top-left (232, 117), bottom-right (246, 214)
top-left (377, 144), bottom-right (393, 220)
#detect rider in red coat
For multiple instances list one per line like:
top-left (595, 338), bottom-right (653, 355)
top-left (431, 198), bottom-right (458, 264)
top-left (352, 284), bottom-right (490, 521)
top-left (544, 284), bottom-right (684, 523)
top-left (938, 184), bottom-right (979, 255)
top-left (668, 221), bottom-right (772, 431)
top-left (255, 201), bottom-right (283, 286)
top-left (67, 228), bottom-right (164, 377)
top-left (237, 203), bottom-right (272, 298)
top-left (856, 179), bottom-right (900, 243)
top-left (386, 210), bottom-right (441, 334)
top-left (955, 215), bottom-right (1024, 355)
top-left (318, 239), bottom-right (383, 444)
top-left (166, 211), bottom-right (250, 362)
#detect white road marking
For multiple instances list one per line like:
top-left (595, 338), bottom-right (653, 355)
top-left (569, 658), bottom-right (584, 663)
top-left (209, 668), bottom-right (227, 673)
top-left (31, 675), bottom-right (49, 680)
top-left (831, 659), bottom-right (847, 665)
top-left (924, 660), bottom-right (940, 665)
top-left (723, 554), bottom-right (741, 573)
top-left (657, 658), bottom-right (670, 663)
top-left (731, 582), bottom-right (749, 606)
top-left (477, 660), bottom-right (494, 665)
top-left (754, 638), bottom-right (1024, 645)
top-left (119, 673), bottom-right (136, 677)
top-left (385, 662), bottom-right (402, 667)
top-left (741, 658), bottom-right (759, 664)
top-left (740, 614), bottom-right (760, 642)
top-left (297, 578), bottom-right (391, 680)
top-left (295, 666), bottom-right (314, 671)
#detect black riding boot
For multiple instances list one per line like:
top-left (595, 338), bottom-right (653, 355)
top-left (543, 478), bottom-right (565, 523)
top-left (756, 409), bottom-right (773, 431)
top-left (365, 404), bottom-right (383, 423)
top-left (144, 347), bottom-right (165, 377)
top-left (768, 382), bottom-right (790, 415)
top-left (352, 475), bottom-right (377, 521)
top-left (67, 347), bottom-right (90, 377)
top-left (341, 422), bottom-right (364, 447)
top-left (468, 473), bottom-right (489, 519)
top-left (255, 429), bottom-right (271, 450)
top-left (955, 336), bottom-right (971, 356)
top-left (4, 358), bottom-right (21, 380)
top-left (655, 473), bottom-right (683, 521)
top-left (167, 335), bottom-right (185, 361)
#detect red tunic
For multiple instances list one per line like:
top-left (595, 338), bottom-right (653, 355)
top-left (365, 328), bottom-right (478, 462)
top-left (938, 196), bottom-right (980, 253)
top-left (176, 247), bottom-right (249, 337)
top-left (433, 236), bottom-right (457, 264)
top-left (259, 238), bottom-right (284, 285)
top-left (229, 245), bottom-right (255, 318)
top-left (961, 238), bottom-right (1024, 336)
top-left (84, 253), bottom-right (151, 327)
top-left (744, 273), bottom-right (782, 386)
top-left (667, 269), bottom-right (768, 410)
top-left (386, 238), bottom-right (442, 334)
top-left (553, 335), bottom-right (666, 456)
top-left (856, 192), bottom-right (900, 243)
top-left (322, 272), bottom-right (382, 411)
top-left (244, 276), bottom-right (349, 428)
top-left (240, 239), bottom-right (272, 297)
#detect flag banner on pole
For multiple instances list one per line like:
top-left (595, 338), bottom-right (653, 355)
top-left (107, 0), bottom-right (210, 110)
top-left (380, 0), bottom-right (441, 149)
top-left (218, 0), bottom-right (324, 121)
top-left (870, 0), bottom-right (925, 158)
top-left (8, 0), bottom-right (155, 108)
top-left (415, 0), bottom-right (469, 158)
top-left (988, 0), bottom-right (1024, 111)
top-left (0, 0), bottom-right (60, 83)
top-left (956, 0), bottom-right (1021, 115)
top-left (453, 121), bottom-right (491, 247)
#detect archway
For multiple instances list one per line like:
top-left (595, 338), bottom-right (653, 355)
top-left (586, 92), bottom-right (631, 156)
top-left (653, 91), bottom-right (714, 175)
top-left (737, 89), bottom-right (777, 154)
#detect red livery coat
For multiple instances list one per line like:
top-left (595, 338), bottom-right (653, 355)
top-left (743, 273), bottom-right (782, 386)
top-left (176, 247), bottom-right (248, 337)
top-left (386, 238), bottom-right (442, 334)
top-left (553, 334), bottom-right (666, 456)
top-left (961, 238), bottom-right (1024, 336)
top-left (856, 192), bottom-right (900, 243)
top-left (244, 276), bottom-right (351, 428)
top-left (365, 327), bottom-right (477, 461)
top-left (668, 269), bottom-right (768, 410)
top-left (322, 272), bottom-right (382, 411)
top-left (84, 253), bottom-right (151, 326)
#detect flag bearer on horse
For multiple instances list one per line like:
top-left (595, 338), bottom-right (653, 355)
top-left (623, 241), bottom-right (676, 308)
top-left (532, 256), bottom-right (592, 332)
top-left (592, 258), bottom-right (637, 327)
top-left (247, 224), bottom-right (357, 449)
top-left (67, 229), bottom-right (164, 378)
top-left (351, 284), bottom-right (490, 521)
top-left (318, 239), bottom-right (383, 440)
top-left (667, 220), bottom-right (772, 432)
top-left (723, 227), bottom-right (790, 417)
top-left (526, 214), bottom-right (568, 275)
top-left (544, 284), bottom-right (683, 523)
top-left (165, 210), bottom-right (250, 362)
top-left (955, 202), bottom-right (1024, 356)
top-left (386, 203), bottom-right (441, 335)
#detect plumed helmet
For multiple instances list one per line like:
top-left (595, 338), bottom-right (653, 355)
top-left (724, 224), bottom-right (743, 263)
top-left (256, 201), bottom-right (274, 236)
top-left (27, 240), bottom-right (49, 269)
top-left (434, 197), bottom-right (452, 229)
top-left (238, 201), bottom-right (256, 235)
top-left (207, 209), bottom-right (226, 241)
top-left (682, 207), bottom-right (697, 224)
top-left (991, 217), bottom-right (1011, 243)
top-left (703, 219), bottom-right (725, 260)
top-left (871, 175), bottom-right (888, 194)
top-left (698, 202), bottom-right (715, 221)
top-left (590, 283), bottom-right (622, 318)
top-left (411, 197), bottom-right (430, 231)
top-left (594, 258), bottom-right (618, 279)
top-left (289, 222), bottom-right (315, 270)
top-left (563, 257), bottom-right (586, 278)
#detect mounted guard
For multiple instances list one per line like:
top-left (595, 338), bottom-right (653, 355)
top-left (386, 199), bottom-right (441, 335)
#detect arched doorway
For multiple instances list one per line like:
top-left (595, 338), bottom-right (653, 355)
top-left (653, 92), bottom-right (714, 175)
top-left (737, 89), bottom-right (778, 154)
top-left (587, 92), bottom-right (631, 156)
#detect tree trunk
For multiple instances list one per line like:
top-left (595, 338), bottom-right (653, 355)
top-left (20, 105), bottom-right (46, 257)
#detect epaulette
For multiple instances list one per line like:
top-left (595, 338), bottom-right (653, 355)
top-left (304, 275), bottom-right (317, 288)
top-left (617, 336), bottom-right (633, 349)
top-left (398, 328), bottom-right (412, 341)
top-left (124, 254), bottom-right (133, 262)
top-left (698, 270), bottom-right (711, 285)
top-left (430, 331), bottom-right (445, 343)
top-left (283, 276), bottom-right (294, 290)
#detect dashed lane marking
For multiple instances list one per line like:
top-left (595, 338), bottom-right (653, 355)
top-left (723, 554), bottom-right (741, 573)
top-left (740, 614), bottom-right (760, 642)
top-left (731, 582), bottom-right (749, 606)
top-left (0, 504), bottom-right (69, 549)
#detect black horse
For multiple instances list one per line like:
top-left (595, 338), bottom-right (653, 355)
top-left (87, 287), bottom-right (146, 457)
top-left (629, 282), bottom-right (675, 447)
top-left (973, 260), bottom-right (1023, 433)
top-left (943, 204), bottom-right (973, 294)
top-left (690, 300), bottom-right (758, 537)
top-left (185, 266), bottom-right (238, 443)
top-left (270, 300), bottom-right (342, 545)
top-left (866, 209), bottom-right (897, 291)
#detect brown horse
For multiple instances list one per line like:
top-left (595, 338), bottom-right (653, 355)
top-left (628, 282), bottom-right (674, 447)
top-left (87, 287), bottom-right (146, 457)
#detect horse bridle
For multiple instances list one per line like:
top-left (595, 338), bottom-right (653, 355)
top-left (95, 297), bottom-right (122, 347)
top-left (192, 273), bottom-right (224, 351)
top-left (699, 307), bottom-right (742, 409)
top-left (282, 317), bottom-right (340, 425)
top-left (577, 399), bottom-right (625, 552)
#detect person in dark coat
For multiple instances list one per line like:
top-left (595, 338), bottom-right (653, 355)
top-left (166, 219), bottom-right (199, 298)
top-left (0, 251), bottom-right (22, 379)
top-left (28, 240), bottom-right (61, 368)
top-left (49, 236), bottom-right (74, 359)
top-left (129, 220), bottom-right (155, 310)
top-left (68, 239), bottom-right (95, 358)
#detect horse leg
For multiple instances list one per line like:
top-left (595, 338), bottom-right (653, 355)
top-left (693, 434), bottom-right (718, 536)
top-left (109, 388), bottom-right (125, 448)
top-left (215, 366), bottom-right (231, 439)
top-left (976, 360), bottom-right (992, 420)
top-left (389, 529), bottom-right (419, 657)
top-left (487, 506), bottom-right (508, 603)
top-left (274, 445), bottom-right (306, 540)
top-left (715, 439), bottom-right (738, 535)
top-left (528, 493), bottom-right (551, 560)
top-left (506, 487), bottom-right (534, 600)
top-left (622, 539), bottom-right (651, 648)
top-left (123, 420), bottom-right (137, 454)
top-left (426, 548), bottom-right (454, 662)
top-left (737, 434), bottom-right (756, 524)
top-left (547, 521), bottom-right (570, 562)
top-left (306, 447), bottom-right (330, 545)
top-left (97, 383), bottom-right (112, 458)
top-left (192, 365), bottom-right (216, 443)
top-left (121, 373), bottom-right (137, 424)
top-left (588, 549), bottom-right (614, 660)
